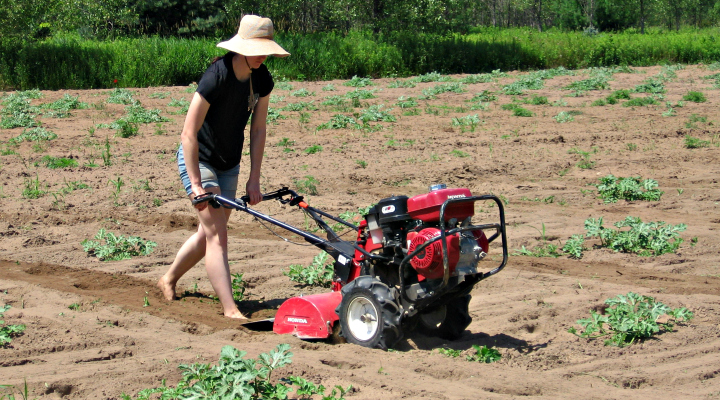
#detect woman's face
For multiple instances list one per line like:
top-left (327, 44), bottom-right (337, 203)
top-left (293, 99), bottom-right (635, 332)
top-left (246, 55), bottom-right (267, 69)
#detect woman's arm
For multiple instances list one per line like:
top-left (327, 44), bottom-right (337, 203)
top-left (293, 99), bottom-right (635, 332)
top-left (180, 92), bottom-right (211, 209)
top-left (245, 94), bottom-right (269, 205)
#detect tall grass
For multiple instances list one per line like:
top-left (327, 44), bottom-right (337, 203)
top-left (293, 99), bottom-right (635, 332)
top-left (2, 28), bottom-right (720, 90)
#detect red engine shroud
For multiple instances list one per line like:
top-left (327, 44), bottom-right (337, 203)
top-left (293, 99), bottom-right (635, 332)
top-left (407, 188), bottom-right (474, 222)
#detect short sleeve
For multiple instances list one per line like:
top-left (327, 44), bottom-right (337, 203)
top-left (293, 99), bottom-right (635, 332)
top-left (254, 64), bottom-right (274, 98)
top-left (196, 61), bottom-right (225, 105)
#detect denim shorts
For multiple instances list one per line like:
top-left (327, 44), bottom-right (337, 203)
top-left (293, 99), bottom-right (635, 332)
top-left (177, 145), bottom-right (239, 199)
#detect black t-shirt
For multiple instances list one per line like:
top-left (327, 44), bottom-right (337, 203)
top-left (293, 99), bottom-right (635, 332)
top-left (195, 53), bottom-right (274, 170)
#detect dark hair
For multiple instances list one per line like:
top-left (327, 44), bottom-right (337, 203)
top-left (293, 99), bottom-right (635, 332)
top-left (211, 51), bottom-right (237, 66)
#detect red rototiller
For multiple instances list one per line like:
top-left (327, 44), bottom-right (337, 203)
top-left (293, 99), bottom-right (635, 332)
top-left (193, 184), bottom-right (507, 349)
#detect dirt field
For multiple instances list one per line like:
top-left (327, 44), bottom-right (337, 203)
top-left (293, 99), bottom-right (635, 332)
top-left (1, 64), bottom-right (719, 399)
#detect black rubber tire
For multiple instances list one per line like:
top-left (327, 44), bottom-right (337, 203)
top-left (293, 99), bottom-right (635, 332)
top-left (337, 276), bottom-right (402, 350)
top-left (417, 294), bottom-right (472, 340)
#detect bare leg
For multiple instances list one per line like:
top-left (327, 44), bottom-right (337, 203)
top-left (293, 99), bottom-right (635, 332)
top-left (157, 226), bottom-right (207, 300)
top-left (195, 195), bottom-right (246, 319)
top-left (157, 195), bottom-right (233, 302)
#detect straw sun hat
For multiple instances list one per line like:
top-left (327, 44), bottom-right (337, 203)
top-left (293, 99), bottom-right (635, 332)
top-left (217, 15), bottom-right (290, 57)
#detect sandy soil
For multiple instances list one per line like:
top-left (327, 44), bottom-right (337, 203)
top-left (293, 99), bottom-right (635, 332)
top-left (1, 64), bottom-right (719, 399)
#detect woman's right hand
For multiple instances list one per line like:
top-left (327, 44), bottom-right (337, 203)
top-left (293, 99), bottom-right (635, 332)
top-left (191, 185), bottom-right (208, 211)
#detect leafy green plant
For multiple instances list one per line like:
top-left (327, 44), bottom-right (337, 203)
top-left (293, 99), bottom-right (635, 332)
top-left (622, 96), bottom-right (659, 107)
top-left (122, 344), bottom-right (350, 400)
top-left (411, 71), bottom-right (453, 83)
top-left (568, 292), bottom-right (693, 347)
top-left (395, 96), bottom-right (418, 108)
top-left (284, 251), bottom-right (334, 287)
top-left (466, 345), bottom-right (501, 363)
top-left (568, 147), bottom-right (596, 169)
top-left (304, 144), bottom-right (323, 155)
top-left (281, 101), bottom-right (317, 112)
top-left (594, 175), bottom-right (663, 203)
top-left (167, 97), bottom-right (190, 114)
top-left (387, 79), bottom-right (417, 88)
top-left (291, 88), bottom-right (315, 97)
top-left (82, 228), bottom-right (157, 261)
top-left (562, 234), bottom-right (586, 259)
top-left (231, 273), bottom-right (247, 302)
top-left (107, 88), bottom-right (136, 104)
top-left (36, 156), bottom-right (78, 169)
top-left (513, 243), bottom-right (561, 258)
top-left (102, 137), bottom-right (113, 166)
top-left (451, 114), bottom-right (481, 132)
top-left (22, 174), bottom-right (45, 199)
top-left (295, 176), bottom-right (318, 195)
top-left (564, 75), bottom-right (610, 91)
top-left (524, 95), bottom-right (548, 105)
top-left (421, 82), bottom-right (466, 98)
top-left (275, 81), bottom-right (293, 91)
top-left (584, 216), bottom-right (686, 257)
top-left (553, 110), bottom-right (582, 123)
top-left (322, 83), bottom-right (336, 91)
top-left (471, 90), bottom-right (497, 102)
top-left (0, 305), bottom-right (26, 347)
top-left (316, 114), bottom-right (360, 130)
top-left (42, 94), bottom-right (88, 117)
top-left (344, 75), bottom-right (373, 87)
top-left (344, 89), bottom-right (376, 100)
top-left (358, 105), bottom-right (395, 123)
top-left (437, 347), bottom-right (462, 357)
top-left (682, 91), bottom-right (706, 103)
top-left (684, 135), bottom-right (710, 149)
top-left (12, 127), bottom-right (57, 143)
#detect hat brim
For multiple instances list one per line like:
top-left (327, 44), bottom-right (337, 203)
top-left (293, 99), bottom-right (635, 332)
top-left (217, 36), bottom-right (290, 57)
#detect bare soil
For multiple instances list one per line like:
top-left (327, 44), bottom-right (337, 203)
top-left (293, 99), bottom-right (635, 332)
top-left (1, 64), bottom-right (720, 399)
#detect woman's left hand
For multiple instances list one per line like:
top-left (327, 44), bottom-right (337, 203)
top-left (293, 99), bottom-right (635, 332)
top-left (246, 179), bottom-right (262, 205)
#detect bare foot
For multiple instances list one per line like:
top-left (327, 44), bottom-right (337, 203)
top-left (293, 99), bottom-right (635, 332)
top-left (224, 309), bottom-right (249, 320)
top-left (156, 276), bottom-right (177, 301)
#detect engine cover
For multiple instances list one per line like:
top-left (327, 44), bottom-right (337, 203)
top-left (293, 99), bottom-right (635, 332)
top-left (407, 228), bottom-right (460, 280)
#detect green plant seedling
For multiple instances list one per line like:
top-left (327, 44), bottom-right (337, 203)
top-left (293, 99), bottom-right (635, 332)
top-left (68, 303), bottom-right (81, 311)
top-left (231, 273), bottom-right (247, 301)
top-left (584, 216), bottom-right (686, 256)
top-left (466, 345), bottom-right (501, 363)
top-left (0, 305), bottom-right (26, 347)
top-left (437, 348), bottom-right (462, 357)
top-left (295, 176), bottom-right (318, 195)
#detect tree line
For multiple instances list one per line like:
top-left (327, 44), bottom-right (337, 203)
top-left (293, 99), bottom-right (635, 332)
top-left (1, 0), bottom-right (719, 42)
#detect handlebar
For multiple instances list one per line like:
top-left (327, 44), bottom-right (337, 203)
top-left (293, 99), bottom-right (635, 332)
top-left (191, 187), bottom-right (305, 208)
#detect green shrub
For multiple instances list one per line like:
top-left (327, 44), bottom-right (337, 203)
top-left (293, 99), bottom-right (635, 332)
top-left (316, 114), bottom-right (360, 130)
top-left (684, 135), bottom-right (710, 149)
top-left (561, 234), bottom-right (586, 259)
top-left (553, 110), bottom-right (582, 123)
top-left (569, 292), bottom-right (693, 347)
top-left (82, 228), bottom-right (157, 261)
top-left (594, 175), bottom-right (663, 203)
top-left (584, 216), bottom-right (686, 257)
